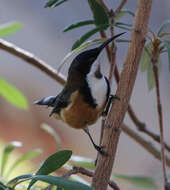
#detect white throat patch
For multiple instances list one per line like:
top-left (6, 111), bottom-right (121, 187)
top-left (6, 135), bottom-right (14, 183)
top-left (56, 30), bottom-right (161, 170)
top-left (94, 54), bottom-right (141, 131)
top-left (87, 60), bottom-right (108, 108)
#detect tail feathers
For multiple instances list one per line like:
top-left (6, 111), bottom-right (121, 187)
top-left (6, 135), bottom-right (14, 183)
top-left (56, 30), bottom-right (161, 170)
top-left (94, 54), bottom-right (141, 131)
top-left (34, 96), bottom-right (56, 107)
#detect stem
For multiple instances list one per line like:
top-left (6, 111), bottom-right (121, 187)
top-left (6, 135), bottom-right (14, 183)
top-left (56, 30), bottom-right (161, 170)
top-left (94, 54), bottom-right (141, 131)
top-left (0, 39), bottom-right (66, 85)
top-left (123, 124), bottom-right (170, 166)
top-left (115, 0), bottom-right (127, 15)
top-left (62, 166), bottom-right (120, 190)
top-left (151, 46), bottom-right (168, 187)
top-left (92, 1), bottom-right (152, 189)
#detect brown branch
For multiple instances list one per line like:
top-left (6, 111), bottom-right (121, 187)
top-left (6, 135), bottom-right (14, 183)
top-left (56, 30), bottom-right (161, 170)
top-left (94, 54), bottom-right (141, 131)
top-left (151, 40), bottom-right (168, 188)
top-left (0, 39), bottom-right (66, 85)
top-left (61, 166), bottom-right (120, 190)
top-left (122, 124), bottom-right (170, 167)
top-left (99, 28), bottom-right (170, 154)
top-left (115, 0), bottom-right (127, 15)
top-left (92, 1), bottom-right (152, 190)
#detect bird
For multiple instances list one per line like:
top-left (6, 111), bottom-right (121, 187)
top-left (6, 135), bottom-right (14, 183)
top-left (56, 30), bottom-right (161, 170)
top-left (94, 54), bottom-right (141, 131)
top-left (35, 32), bottom-right (125, 155)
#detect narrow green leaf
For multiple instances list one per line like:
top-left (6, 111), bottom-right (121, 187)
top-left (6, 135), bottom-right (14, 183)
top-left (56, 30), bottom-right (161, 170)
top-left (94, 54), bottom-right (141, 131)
top-left (70, 156), bottom-right (95, 170)
top-left (140, 45), bottom-right (152, 72)
top-left (45, 0), bottom-right (68, 8)
top-left (54, 0), bottom-right (68, 7)
top-left (114, 174), bottom-right (158, 189)
top-left (157, 20), bottom-right (170, 35)
top-left (115, 39), bottom-right (130, 43)
top-left (72, 24), bottom-right (109, 50)
top-left (32, 175), bottom-right (93, 190)
top-left (58, 38), bottom-right (105, 71)
top-left (70, 175), bottom-right (90, 186)
top-left (63, 20), bottom-right (94, 32)
top-left (28, 150), bottom-right (72, 189)
top-left (161, 40), bottom-right (170, 71)
top-left (147, 61), bottom-right (155, 91)
top-left (115, 22), bottom-right (132, 28)
top-left (115, 25), bottom-right (131, 31)
top-left (147, 56), bottom-right (161, 91)
top-left (115, 9), bottom-right (135, 20)
top-left (6, 149), bottom-right (42, 177)
top-left (0, 21), bottom-right (22, 38)
top-left (41, 123), bottom-right (61, 150)
top-left (0, 182), bottom-right (8, 190)
top-left (1, 141), bottom-right (22, 177)
top-left (0, 78), bottom-right (28, 109)
top-left (7, 174), bottom-right (32, 187)
top-left (45, 0), bottom-right (57, 7)
top-left (89, 0), bottom-right (109, 27)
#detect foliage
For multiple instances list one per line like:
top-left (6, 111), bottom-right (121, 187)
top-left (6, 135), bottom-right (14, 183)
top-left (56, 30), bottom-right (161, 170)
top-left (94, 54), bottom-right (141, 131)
top-left (140, 20), bottom-right (170, 90)
top-left (0, 21), bottom-right (22, 38)
top-left (0, 22), bottom-right (28, 110)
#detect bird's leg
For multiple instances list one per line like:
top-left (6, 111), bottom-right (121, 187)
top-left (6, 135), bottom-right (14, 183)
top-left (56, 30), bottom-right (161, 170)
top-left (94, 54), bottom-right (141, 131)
top-left (83, 128), bottom-right (107, 156)
top-left (102, 94), bottom-right (120, 116)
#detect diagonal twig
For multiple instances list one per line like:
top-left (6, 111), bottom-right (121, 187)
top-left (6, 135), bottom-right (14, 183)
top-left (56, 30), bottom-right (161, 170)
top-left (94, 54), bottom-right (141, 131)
top-left (61, 166), bottom-right (120, 190)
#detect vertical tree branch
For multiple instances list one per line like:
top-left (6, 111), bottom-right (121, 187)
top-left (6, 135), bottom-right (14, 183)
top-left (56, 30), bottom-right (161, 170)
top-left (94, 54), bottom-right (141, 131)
top-left (151, 40), bottom-right (168, 188)
top-left (92, 1), bottom-right (152, 189)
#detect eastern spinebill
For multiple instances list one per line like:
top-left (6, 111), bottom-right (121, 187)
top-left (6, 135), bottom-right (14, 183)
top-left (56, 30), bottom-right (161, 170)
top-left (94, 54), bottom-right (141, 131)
top-left (35, 32), bottom-right (125, 155)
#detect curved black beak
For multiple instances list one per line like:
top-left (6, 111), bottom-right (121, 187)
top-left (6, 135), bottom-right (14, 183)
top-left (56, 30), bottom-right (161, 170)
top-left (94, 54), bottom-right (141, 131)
top-left (97, 32), bottom-right (126, 53)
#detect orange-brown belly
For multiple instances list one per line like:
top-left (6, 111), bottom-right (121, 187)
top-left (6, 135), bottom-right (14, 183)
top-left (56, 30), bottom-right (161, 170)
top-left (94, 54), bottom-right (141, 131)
top-left (55, 91), bottom-right (104, 129)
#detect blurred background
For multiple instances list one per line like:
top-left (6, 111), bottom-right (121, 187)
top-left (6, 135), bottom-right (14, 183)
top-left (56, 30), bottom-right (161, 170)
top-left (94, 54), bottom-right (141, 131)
top-left (0, 0), bottom-right (170, 189)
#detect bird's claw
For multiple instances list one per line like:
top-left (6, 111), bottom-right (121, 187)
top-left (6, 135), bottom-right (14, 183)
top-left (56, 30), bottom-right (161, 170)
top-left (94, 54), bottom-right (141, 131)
top-left (94, 145), bottom-right (108, 156)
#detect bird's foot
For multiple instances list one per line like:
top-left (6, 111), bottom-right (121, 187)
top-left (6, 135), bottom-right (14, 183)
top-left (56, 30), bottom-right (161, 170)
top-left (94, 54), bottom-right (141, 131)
top-left (94, 144), bottom-right (108, 156)
top-left (102, 94), bottom-right (120, 116)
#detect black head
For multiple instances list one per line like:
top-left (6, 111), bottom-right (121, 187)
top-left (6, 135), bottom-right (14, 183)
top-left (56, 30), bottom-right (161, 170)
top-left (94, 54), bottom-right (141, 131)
top-left (68, 32), bottom-right (125, 75)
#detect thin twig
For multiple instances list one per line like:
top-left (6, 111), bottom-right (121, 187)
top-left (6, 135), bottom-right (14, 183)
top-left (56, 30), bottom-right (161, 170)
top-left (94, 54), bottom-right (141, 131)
top-left (61, 166), bottom-right (120, 190)
top-left (151, 40), bottom-right (168, 188)
top-left (115, 0), bottom-right (127, 15)
top-left (122, 124), bottom-right (170, 167)
top-left (0, 39), bottom-right (66, 85)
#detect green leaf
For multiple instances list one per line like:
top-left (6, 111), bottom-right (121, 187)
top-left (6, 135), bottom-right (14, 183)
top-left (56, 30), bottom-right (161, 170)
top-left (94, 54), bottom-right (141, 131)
top-left (157, 20), bottom-right (170, 35)
top-left (115, 22), bottom-right (132, 31)
top-left (89, 0), bottom-right (109, 27)
top-left (147, 56), bottom-right (161, 91)
top-left (161, 40), bottom-right (170, 71)
top-left (147, 60), bottom-right (155, 91)
top-left (0, 78), bottom-right (28, 109)
top-left (28, 150), bottom-right (72, 189)
top-left (63, 20), bottom-right (95, 32)
top-left (7, 174), bottom-right (32, 187)
top-left (140, 43), bottom-right (152, 72)
top-left (9, 174), bottom-right (93, 190)
top-left (32, 175), bottom-right (93, 190)
top-left (58, 38), bottom-right (105, 71)
top-left (0, 141), bottom-right (22, 177)
top-left (114, 174), bottom-right (158, 189)
top-left (0, 182), bottom-right (8, 190)
top-left (6, 149), bottom-right (42, 178)
top-left (70, 156), bottom-right (95, 170)
top-left (41, 123), bottom-right (61, 150)
top-left (115, 9), bottom-right (135, 20)
top-left (0, 21), bottom-right (22, 38)
top-left (72, 24), bottom-right (109, 50)
top-left (45, 0), bottom-right (68, 8)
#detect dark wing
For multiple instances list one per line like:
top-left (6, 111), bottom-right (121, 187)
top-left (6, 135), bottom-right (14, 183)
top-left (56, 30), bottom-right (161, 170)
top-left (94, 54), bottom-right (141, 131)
top-left (49, 88), bottom-right (74, 116)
